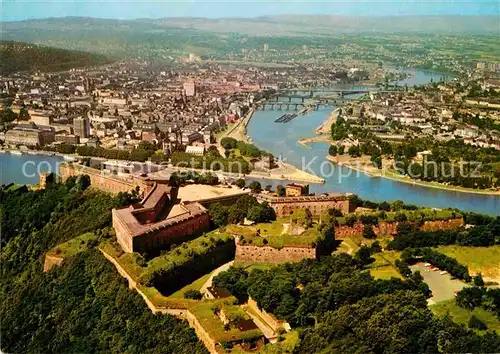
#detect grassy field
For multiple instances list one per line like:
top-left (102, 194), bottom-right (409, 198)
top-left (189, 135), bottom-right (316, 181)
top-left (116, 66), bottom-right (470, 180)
top-left (368, 250), bottom-right (403, 280)
top-left (335, 235), bottom-right (393, 254)
top-left (333, 235), bottom-right (403, 280)
top-left (334, 237), bottom-right (360, 255)
top-left (234, 261), bottom-right (277, 272)
top-left (5, 184), bottom-right (24, 192)
top-left (227, 220), bottom-right (320, 248)
top-left (169, 271), bottom-right (215, 299)
top-left (47, 232), bottom-right (96, 258)
top-left (368, 266), bottom-right (403, 280)
top-left (260, 330), bottom-right (300, 353)
top-left (431, 299), bottom-right (500, 334)
top-left (100, 231), bottom-right (234, 283)
top-left (256, 219), bottom-right (288, 237)
top-left (437, 245), bottom-right (500, 280)
top-left (100, 241), bottom-right (145, 279)
top-left (335, 208), bottom-right (459, 226)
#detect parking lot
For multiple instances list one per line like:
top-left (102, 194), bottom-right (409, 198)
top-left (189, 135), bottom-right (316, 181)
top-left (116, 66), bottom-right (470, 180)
top-left (410, 263), bottom-right (468, 304)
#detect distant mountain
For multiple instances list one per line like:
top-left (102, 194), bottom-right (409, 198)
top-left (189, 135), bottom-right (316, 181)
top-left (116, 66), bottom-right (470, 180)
top-left (2, 15), bottom-right (497, 39)
top-left (1, 16), bottom-right (497, 61)
top-left (142, 15), bottom-right (499, 36)
top-left (0, 41), bottom-right (110, 75)
top-left (0, 17), bottom-right (225, 59)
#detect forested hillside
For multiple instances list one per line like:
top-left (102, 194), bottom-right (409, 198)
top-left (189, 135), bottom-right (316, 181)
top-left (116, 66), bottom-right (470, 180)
top-left (214, 254), bottom-right (500, 353)
top-left (0, 41), bottom-right (110, 75)
top-left (2, 178), bottom-right (499, 353)
top-left (0, 179), bottom-right (206, 353)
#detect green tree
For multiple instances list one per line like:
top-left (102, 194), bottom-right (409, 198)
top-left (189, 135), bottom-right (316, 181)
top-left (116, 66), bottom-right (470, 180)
top-left (362, 224), bottom-right (376, 239)
top-left (0, 108), bottom-right (18, 124)
top-left (248, 181), bottom-right (262, 193)
top-left (292, 208), bottom-right (313, 228)
top-left (378, 201), bottom-right (390, 211)
top-left (348, 145), bottom-right (361, 157)
top-left (212, 266), bottom-right (249, 303)
top-left (353, 245), bottom-right (373, 266)
top-left (473, 273), bottom-right (484, 287)
top-left (390, 200), bottom-right (405, 211)
top-left (183, 289), bottom-right (203, 300)
top-left (18, 107), bottom-right (30, 120)
top-left (208, 203), bottom-right (229, 227)
top-left (247, 202), bottom-right (276, 223)
top-left (220, 137), bottom-right (237, 149)
top-left (235, 178), bottom-right (246, 189)
top-left (468, 315), bottom-right (487, 330)
top-left (76, 174), bottom-right (91, 191)
top-left (394, 212), bottom-right (408, 222)
top-left (345, 214), bottom-right (357, 227)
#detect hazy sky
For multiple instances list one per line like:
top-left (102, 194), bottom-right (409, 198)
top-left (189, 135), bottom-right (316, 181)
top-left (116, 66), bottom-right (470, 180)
top-left (2, 0), bottom-right (498, 21)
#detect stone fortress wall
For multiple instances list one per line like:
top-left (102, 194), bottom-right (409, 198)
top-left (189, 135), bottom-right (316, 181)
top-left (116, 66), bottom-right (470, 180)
top-left (234, 238), bottom-right (316, 263)
top-left (98, 249), bottom-right (219, 354)
top-left (234, 218), bottom-right (464, 263)
top-left (256, 193), bottom-right (353, 217)
top-left (335, 218), bottom-right (464, 238)
top-left (59, 163), bottom-right (153, 196)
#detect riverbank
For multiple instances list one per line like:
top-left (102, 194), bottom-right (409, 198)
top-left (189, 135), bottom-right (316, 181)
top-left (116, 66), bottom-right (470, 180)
top-left (327, 155), bottom-right (500, 196)
top-left (297, 107), bottom-right (338, 148)
top-left (298, 135), bottom-right (330, 149)
top-left (246, 69), bottom-right (500, 214)
top-left (223, 107), bottom-right (255, 142)
top-left (315, 108), bottom-right (338, 135)
top-left (218, 108), bottom-right (325, 184)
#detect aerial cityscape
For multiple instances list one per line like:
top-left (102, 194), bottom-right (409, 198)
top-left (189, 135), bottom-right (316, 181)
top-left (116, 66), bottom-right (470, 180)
top-left (1, 1), bottom-right (499, 353)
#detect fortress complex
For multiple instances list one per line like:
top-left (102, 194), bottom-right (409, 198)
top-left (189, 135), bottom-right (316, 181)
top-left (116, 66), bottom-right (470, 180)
top-left (256, 192), bottom-right (353, 217)
top-left (113, 183), bottom-right (210, 253)
top-left (60, 163), bottom-right (154, 197)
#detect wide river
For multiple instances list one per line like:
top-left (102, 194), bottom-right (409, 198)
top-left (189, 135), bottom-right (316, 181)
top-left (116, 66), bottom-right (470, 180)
top-left (1, 70), bottom-right (498, 215)
top-left (247, 70), bottom-right (500, 215)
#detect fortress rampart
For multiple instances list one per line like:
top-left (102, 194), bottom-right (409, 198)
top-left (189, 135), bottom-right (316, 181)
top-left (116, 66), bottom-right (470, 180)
top-left (235, 239), bottom-right (316, 263)
top-left (335, 218), bottom-right (464, 238)
top-left (256, 193), bottom-right (352, 217)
